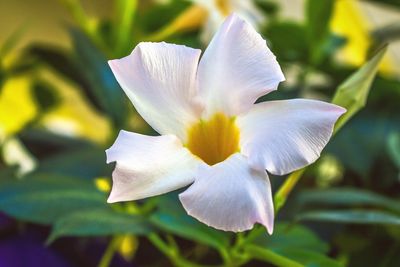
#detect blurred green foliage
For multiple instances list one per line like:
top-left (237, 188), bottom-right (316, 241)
top-left (0, 0), bottom-right (399, 267)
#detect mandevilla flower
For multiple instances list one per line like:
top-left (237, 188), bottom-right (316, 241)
top-left (106, 14), bottom-right (345, 234)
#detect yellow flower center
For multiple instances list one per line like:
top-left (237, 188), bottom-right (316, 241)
top-left (186, 113), bottom-right (240, 165)
top-left (215, 0), bottom-right (231, 16)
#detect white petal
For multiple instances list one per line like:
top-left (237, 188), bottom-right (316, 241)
top-left (179, 153), bottom-right (274, 233)
top-left (109, 42), bottom-right (202, 141)
top-left (106, 131), bottom-right (202, 202)
top-left (197, 13), bottom-right (285, 117)
top-left (237, 99), bottom-right (346, 175)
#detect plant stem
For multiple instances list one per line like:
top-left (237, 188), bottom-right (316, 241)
top-left (274, 169), bottom-right (305, 213)
top-left (98, 236), bottom-right (120, 267)
top-left (148, 233), bottom-right (221, 267)
top-left (245, 245), bottom-right (304, 267)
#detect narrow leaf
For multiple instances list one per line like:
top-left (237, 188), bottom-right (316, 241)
top-left (306, 0), bottom-right (334, 63)
top-left (332, 46), bottom-right (387, 132)
top-left (150, 194), bottom-right (230, 250)
top-left (298, 188), bottom-right (400, 214)
top-left (71, 29), bottom-right (127, 128)
top-left (48, 208), bottom-right (151, 243)
top-left (387, 133), bottom-right (400, 168)
top-left (298, 210), bottom-right (400, 225)
top-left (0, 174), bottom-right (106, 224)
top-left (245, 245), bottom-right (304, 267)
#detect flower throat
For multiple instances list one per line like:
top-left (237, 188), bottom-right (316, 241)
top-left (186, 113), bottom-right (240, 165)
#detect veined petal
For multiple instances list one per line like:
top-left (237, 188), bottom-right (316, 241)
top-left (106, 131), bottom-right (202, 202)
top-left (197, 13), bottom-right (285, 118)
top-left (179, 153), bottom-right (274, 233)
top-left (237, 99), bottom-right (346, 175)
top-left (109, 42), bottom-right (202, 141)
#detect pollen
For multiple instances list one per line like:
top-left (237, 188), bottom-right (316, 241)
top-left (186, 113), bottom-right (240, 165)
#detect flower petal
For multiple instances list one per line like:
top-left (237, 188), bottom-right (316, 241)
top-left (179, 153), bottom-right (274, 233)
top-left (237, 99), bottom-right (346, 175)
top-left (197, 13), bottom-right (285, 117)
top-left (109, 42), bottom-right (202, 141)
top-left (106, 131), bottom-right (202, 202)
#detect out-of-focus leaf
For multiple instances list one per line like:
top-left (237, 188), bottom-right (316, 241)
top-left (71, 29), bottom-right (127, 128)
top-left (26, 46), bottom-right (88, 94)
top-left (35, 146), bottom-right (111, 179)
top-left (298, 188), bottom-right (400, 214)
top-left (254, 0), bottom-right (279, 16)
top-left (32, 81), bottom-right (59, 113)
top-left (363, 0), bottom-right (400, 9)
top-left (298, 210), bottom-right (400, 225)
top-left (248, 223), bottom-right (342, 266)
top-left (47, 208), bottom-right (151, 243)
top-left (252, 223), bottom-right (329, 254)
top-left (0, 174), bottom-right (106, 224)
top-left (265, 21), bottom-right (309, 62)
top-left (268, 247), bottom-right (343, 267)
top-left (150, 194), bottom-right (230, 250)
top-left (137, 0), bottom-right (190, 34)
top-left (113, 0), bottom-right (137, 57)
top-left (372, 23), bottom-right (400, 45)
top-left (332, 46), bottom-right (387, 132)
top-left (245, 245), bottom-right (304, 267)
top-left (305, 0), bottom-right (334, 63)
top-left (0, 24), bottom-right (27, 58)
top-left (327, 112), bottom-right (400, 177)
top-left (306, 0), bottom-right (333, 42)
top-left (388, 133), bottom-right (400, 168)
top-left (19, 129), bottom-right (95, 157)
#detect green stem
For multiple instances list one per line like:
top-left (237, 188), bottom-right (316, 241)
top-left (98, 236), bottom-right (121, 267)
top-left (274, 169), bottom-right (305, 213)
top-left (245, 245), bottom-right (304, 267)
top-left (148, 233), bottom-right (175, 258)
top-left (148, 233), bottom-right (220, 267)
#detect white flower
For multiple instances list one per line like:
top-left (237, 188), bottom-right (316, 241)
top-left (190, 0), bottom-right (265, 42)
top-left (106, 14), bottom-right (345, 233)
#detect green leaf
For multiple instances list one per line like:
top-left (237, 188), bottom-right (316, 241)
top-left (265, 21), bottom-right (309, 62)
top-left (35, 146), bottom-right (111, 179)
top-left (32, 80), bottom-right (60, 113)
top-left (71, 29), bottom-right (127, 128)
top-left (298, 188), bottom-right (400, 214)
top-left (253, 223), bottom-right (329, 254)
top-left (298, 210), bottom-right (400, 225)
top-left (26, 45), bottom-right (116, 119)
top-left (0, 174), bottom-right (106, 224)
top-left (19, 129), bottom-right (95, 154)
top-left (249, 223), bottom-right (343, 267)
top-left (387, 133), bottom-right (400, 168)
top-left (245, 245), bottom-right (305, 267)
top-left (0, 24), bottom-right (27, 58)
top-left (113, 0), bottom-right (137, 57)
top-left (364, 0), bottom-right (400, 9)
top-left (332, 45), bottom-right (387, 132)
top-left (326, 112), bottom-right (399, 177)
top-left (305, 0), bottom-right (334, 63)
top-left (269, 247), bottom-right (344, 267)
top-left (306, 0), bottom-right (334, 42)
top-left (48, 208), bottom-right (151, 243)
top-left (372, 22), bottom-right (400, 46)
top-left (150, 194), bottom-right (230, 250)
